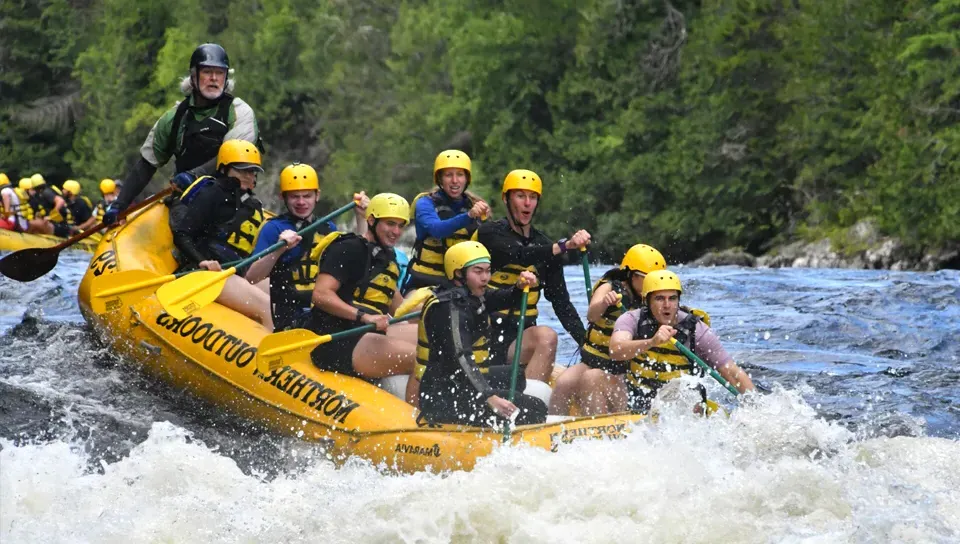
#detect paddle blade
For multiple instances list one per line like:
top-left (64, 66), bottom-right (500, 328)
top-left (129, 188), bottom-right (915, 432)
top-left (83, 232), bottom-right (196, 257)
top-left (256, 328), bottom-right (325, 376)
top-left (0, 247), bottom-right (59, 282)
top-left (89, 269), bottom-right (170, 315)
top-left (155, 269), bottom-right (229, 320)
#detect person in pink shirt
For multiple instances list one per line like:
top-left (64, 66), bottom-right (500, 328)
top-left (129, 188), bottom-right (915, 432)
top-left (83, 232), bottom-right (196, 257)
top-left (609, 270), bottom-right (754, 413)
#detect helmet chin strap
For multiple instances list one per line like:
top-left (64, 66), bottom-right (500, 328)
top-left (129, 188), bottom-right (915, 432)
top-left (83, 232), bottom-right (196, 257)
top-left (369, 218), bottom-right (387, 250)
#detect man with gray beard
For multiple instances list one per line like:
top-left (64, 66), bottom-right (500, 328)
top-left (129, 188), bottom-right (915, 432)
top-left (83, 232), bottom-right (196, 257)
top-left (104, 43), bottom-right (260, 225)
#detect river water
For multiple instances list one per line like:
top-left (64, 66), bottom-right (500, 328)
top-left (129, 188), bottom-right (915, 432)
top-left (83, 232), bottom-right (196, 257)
top-left (1, 251), bottom-right (958, 542)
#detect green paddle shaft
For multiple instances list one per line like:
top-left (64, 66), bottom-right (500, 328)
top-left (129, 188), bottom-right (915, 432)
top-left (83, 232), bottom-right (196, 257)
top-left (504, 286), bottom-right (530, 442)
top-left (670, 338), bottom-right (741, 397)
top-left (580, 247), bottom-right (592, 299)
top-left (231, 201), bottom-right (358, 272)
top-left (324, 311), bottom-right (418, 343)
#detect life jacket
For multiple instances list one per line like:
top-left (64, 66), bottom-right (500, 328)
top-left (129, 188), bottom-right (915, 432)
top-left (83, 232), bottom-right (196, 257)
top-left (414, 288), bottom-right (491, 380)
top-left (408, 190), bottom-right (482, 284)
top-left (313, 233), bottom-right (401, 317)
top-left (168, 94), bottom-right (235, 173)
top-left (93, 199), bottom-right (108, 223)
top-left (581, 277), bottom-right (641, 364)
top-left (13, 188), bottom-right (33, 220)
top-left (180, 176), bottom-right (264, 257)
top-left (43, 186), bottom-right (72, 224)
top-left (266, 214), bottom-right (337, 328)
top-left (627, 308), bottom-right (708, 393)
top-left (489, 263), bottom-right (540, 319)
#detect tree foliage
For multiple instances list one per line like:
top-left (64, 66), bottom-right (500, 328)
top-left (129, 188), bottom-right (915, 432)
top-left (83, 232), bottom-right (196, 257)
top-left (1, 0), bottom-right (957, 257)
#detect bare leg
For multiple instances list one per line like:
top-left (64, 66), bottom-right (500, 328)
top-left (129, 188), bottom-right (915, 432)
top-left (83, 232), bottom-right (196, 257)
top-left (254, 277), bottom-right (269, 296)
top-left (215, 275), bottom-right (274, 330)
top-left (386, 321), bottom-right (418, 346)
top-left (548, 363), bottom-right (588, 415)
top-left (352, 333), bottom-right (416, 378)
top-left (28, 219), bottom-right (54, 235)
top-left (506, 325), bottom-right (557, 382)
top-left (580, 369), bottom-right (628, 416)
top-left (405, 376), bottom-right (420, 407)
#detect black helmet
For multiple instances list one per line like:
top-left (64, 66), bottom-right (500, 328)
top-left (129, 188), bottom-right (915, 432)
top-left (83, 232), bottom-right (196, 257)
top-left (189, 43), bottom-right (229, 71)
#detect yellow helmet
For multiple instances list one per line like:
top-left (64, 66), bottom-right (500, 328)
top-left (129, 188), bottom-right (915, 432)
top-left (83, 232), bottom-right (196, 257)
top-left (433, 150), bottom-right (472, 187)
top-left (100, 178), bottom-right (116, 194)
top-left (621, 244), bottom-right (667, 274)
top-left (19, 178), bottom-right (32, 191)
top-left (62, 180), bottom-right (82, 196)
top-left (444, 241), bottom-right (491, 280)
top-left (216, 140), bottom-right (263, 172)
top-left (31, 173), bottom-right (46, 187)
top-left (0, 173), bottom-right (9, 186)
top-left (641, 270), bottom-right (683, 299)
top-left (279, 163), bottom-right (320, 193)
top-left (501, 169), bottom-right (542, 196)
top-left (366, 193), bottom-right (410, 225)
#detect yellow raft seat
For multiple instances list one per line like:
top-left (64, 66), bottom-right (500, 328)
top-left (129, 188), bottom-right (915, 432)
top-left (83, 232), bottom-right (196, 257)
top-left (77, 200), bottom-right (645, 472)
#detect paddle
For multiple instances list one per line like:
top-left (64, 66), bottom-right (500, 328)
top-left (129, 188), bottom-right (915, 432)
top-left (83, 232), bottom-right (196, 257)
top-left (580, 247), bottom-right (593, 299)
top-left (156, 200), bottom-right (358, 320)
top-left (670, 337), bottom-right (741, 398)
top-left (255, 311), bottom-right (420, 375)
top-left (0, 188), bottom-right (173, 282)
top-left (88, 257), bottom-right (243, 315)
top-left (503, 286), bottom-right (530, 442)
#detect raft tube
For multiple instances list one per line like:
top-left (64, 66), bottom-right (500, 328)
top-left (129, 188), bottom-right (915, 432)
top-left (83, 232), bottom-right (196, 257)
top-left (0, 227), bottom-right (100, 254)
top-left (77, 200), bottom-right (645, 472)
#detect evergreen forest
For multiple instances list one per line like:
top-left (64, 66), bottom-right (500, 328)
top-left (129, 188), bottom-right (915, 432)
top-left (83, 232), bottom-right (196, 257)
top-left (2, 0), bottom-right (958, 260)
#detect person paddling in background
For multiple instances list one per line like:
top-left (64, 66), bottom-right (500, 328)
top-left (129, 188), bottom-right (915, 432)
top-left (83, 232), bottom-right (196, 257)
top-left (417, 241), bottom-right (547, 426)
top-left (103, 44), bottom-right (260, 225)
top-left (244, 163), bottom-right (370, 331)
top-left (0, 173), bottom-right (23, 232)
top-left (60, 180), bottom-right (97, 232)
top-left (305, 193), bottom-right (418, 381)
top-left (610, 270), bottom-right (755, 413)
top-left (3, 179), bottom-right (51, 234)
top-left (169, 139), bottom-right (273, 329)
top-left (28, 174), bottom-right (77, 237)
top-left (550, 244), bottom-right (667, 416)
top-left (476, 169), bottom-right (590, 385)
top-left (92, 179), bottom-right (120, 224)
top-left (404, 150), bottom-right (490, 293)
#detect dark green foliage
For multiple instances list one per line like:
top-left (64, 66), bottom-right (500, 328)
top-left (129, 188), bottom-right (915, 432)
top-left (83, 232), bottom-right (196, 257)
top-left (1, 0), bottom-right (956, 256)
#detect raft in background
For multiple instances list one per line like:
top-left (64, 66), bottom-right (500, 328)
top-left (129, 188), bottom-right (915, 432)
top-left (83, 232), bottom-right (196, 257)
top-left (77, 200), bottom-right (645, 472)
top-left (0, 227), bottom-right (101, 254)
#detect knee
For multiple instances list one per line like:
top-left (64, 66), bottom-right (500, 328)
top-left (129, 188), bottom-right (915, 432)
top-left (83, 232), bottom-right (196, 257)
top-left (530, 326), bottom-right (558, 350)
top-left (581, 370), bottom-right (607, 389)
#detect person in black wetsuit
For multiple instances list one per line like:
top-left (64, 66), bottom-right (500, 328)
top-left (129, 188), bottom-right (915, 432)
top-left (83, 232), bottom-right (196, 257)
top-left (169, 139), bottom-right (273, 329)
top-left (417, 241), bottom-right (546, 426)
top-left (475, 169), bottom-right (592, 383)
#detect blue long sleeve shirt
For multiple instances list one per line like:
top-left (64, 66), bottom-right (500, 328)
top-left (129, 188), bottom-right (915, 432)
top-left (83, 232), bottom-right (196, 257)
top-left (414, 193), bottom-right (474, 241)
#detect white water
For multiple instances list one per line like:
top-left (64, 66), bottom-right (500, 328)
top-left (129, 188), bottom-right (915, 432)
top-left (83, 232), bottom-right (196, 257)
top-left (3, 388), bottom-right (958, 543)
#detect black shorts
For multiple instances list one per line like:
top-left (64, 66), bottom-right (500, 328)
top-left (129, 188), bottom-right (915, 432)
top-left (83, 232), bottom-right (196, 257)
top-left (310, 332), bottom-right (363, 378)
top-left (488, 313), bottom-right (536, 363)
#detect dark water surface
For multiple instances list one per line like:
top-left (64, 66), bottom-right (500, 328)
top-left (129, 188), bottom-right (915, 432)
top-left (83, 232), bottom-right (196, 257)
top-left (2, 253), bottom-right (958, 542)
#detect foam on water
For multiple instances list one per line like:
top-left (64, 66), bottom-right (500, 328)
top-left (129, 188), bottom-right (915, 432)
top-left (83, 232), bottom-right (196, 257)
top-left (3, 389), bottom-right (958, 543)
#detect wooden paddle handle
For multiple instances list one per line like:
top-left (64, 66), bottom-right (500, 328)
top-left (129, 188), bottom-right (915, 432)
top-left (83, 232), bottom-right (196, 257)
top-left (55, 187), bottom-right (174, 250)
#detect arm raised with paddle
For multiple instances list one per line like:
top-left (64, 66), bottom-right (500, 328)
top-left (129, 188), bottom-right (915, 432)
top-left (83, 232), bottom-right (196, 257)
top-left (0, 187), bottom-right (173, 282)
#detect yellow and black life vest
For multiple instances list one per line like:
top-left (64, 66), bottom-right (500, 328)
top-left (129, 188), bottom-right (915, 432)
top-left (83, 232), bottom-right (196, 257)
top-left (408, 190), bottom-right (484, 284)
top-left (180, 176), bottom-right (264, 257)
top-left (93, 199), bottom-right (107, 223)
top-left (581, 278), bottom-right (641, 365)
top-left (13, 188), bottom-right (33, 220)
top-left (47, 186), bottom-right (73, 224)
top-left (414, 289), bottom-right (491, 380)
top-left (312, 232), bottom-right (401, 317)
top-left (489, 263), bottom-right (540, 319)
top-left (627, 308), bottom-right (708, 392)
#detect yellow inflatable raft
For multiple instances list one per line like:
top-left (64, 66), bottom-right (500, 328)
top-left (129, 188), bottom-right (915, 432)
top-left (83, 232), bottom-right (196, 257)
top-left (78, 200), bottom-right (645, 472)
top-left (0, 227), bottom-right (100, 254)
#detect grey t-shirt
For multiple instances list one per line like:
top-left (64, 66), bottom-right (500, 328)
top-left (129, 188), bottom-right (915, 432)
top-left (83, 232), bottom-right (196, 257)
top-left (613, 309), bottom-right (733, 369)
